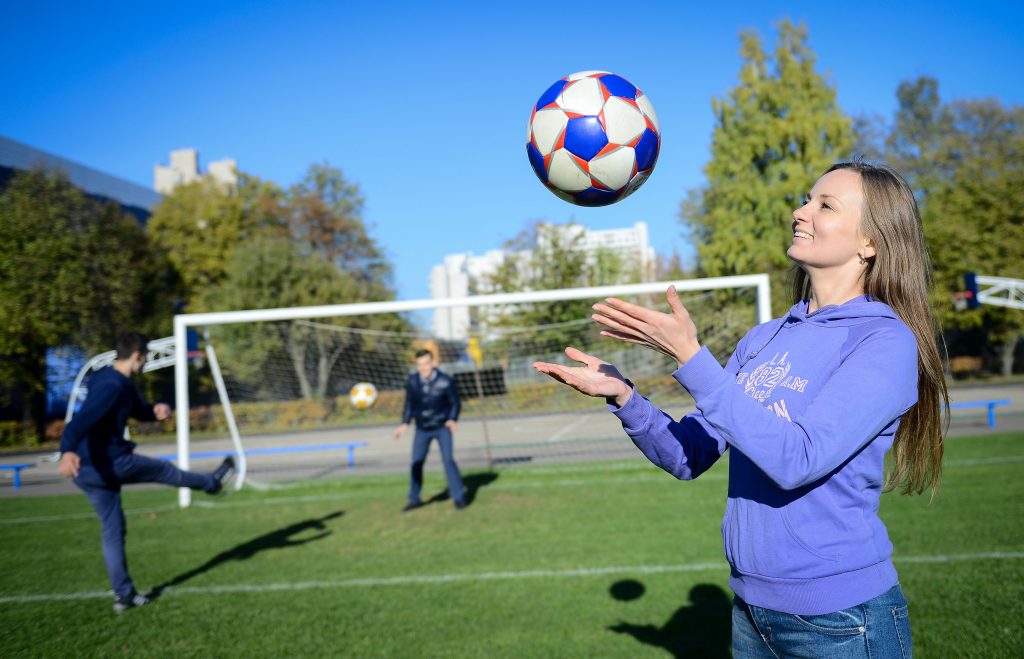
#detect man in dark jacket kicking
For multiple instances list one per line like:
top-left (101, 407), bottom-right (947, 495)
top-left (393, 349), bottom-right (465, 511)
top-left (58, 332), bottom-right (235, 613)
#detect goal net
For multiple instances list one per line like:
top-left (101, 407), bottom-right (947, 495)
top-left (172, 275), bottom-right (771, 507)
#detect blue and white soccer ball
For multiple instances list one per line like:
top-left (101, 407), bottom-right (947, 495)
top-left (527, 71), bottom-right (660, 207)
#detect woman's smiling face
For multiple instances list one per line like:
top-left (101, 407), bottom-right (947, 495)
top-left (787, 168), bottom-right (875, 272)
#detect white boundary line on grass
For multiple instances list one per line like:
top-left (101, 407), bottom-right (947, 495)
top-left (546, 415), bottom-right (592, 442)
top-left (945, 455), bottom-right (1024, 467)
top-left (0, 504), bottom-right (182, 525)
top-left (1, 551), bottom-right (1022, 605)
top-left (1, 453), bottom-right (1020, 525)
top-left (0, 473), bottom-right (702, 525)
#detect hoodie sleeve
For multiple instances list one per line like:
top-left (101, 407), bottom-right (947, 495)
top-left (401, 375), bottom-right (414, 425)
top-left (446, 375), bottom-right (460, 422)
top-left (607, 341), bottom-right (753, 480)
top-left (60, 379), bottom-right (119, 454)
top-left (130, 386), bottom-right (157, 422)
top-left (677, 323), bottom-right (919, 490)
top-left (610, 393), bottom-right (727, 480)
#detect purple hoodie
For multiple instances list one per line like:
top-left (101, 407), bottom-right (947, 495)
top-left (611, 295), bottom-right (918, 615)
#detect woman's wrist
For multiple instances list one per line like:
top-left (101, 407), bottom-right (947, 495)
top-left (608, 384), bottom-right (633, 409)
top-left (674, 342), bottom-right (701, 368)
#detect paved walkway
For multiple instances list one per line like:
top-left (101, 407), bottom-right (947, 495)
top-left (3, 381), bottom-right (1022, 499)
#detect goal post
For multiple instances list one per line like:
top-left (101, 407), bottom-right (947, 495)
top-left (172, 274), bottom-right (771, 507)
top-left (962, 273), bottom-right (1024, 311)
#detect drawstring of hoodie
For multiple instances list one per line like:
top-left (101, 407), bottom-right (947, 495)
top-left (740, 314), bottom-right (792, 368)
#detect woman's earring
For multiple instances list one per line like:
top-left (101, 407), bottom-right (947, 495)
top-left (858, 254), bottom-right (868, 265)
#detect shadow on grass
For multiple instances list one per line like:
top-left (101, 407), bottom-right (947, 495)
top-left (149, 510), bottom-right (345, 597)
top-left (423, 471), bottom-right (499, 508)
top-left (608, 580), bottom-right (731, 658)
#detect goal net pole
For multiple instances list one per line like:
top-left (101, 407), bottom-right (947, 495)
top-left (172, 274), bottom-right (771, 507)
top-left (203, 329), bottom-right (247, 491)
top-left (471, 368), bottom-right (495, 470)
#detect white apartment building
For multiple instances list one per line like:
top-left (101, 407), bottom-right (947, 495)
top-left (154, 148), bottom-right (237, 194)
top-left (430, 221), bottom-right (655, 340)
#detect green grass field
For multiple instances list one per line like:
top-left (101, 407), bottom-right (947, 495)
top-left (2, 432), bottom-right (1022, 658)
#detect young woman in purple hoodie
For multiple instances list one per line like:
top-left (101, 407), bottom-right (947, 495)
top-left (534, 162), bottom-right (948, 658)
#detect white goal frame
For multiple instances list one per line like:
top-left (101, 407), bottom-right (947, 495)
top-left (172, 274), bottom-right (772, 507)
top-left (974, 275), bottom-right (1024, 311)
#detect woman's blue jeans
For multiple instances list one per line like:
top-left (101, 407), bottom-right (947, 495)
top-left (732, 584), bottom-right (912, 658)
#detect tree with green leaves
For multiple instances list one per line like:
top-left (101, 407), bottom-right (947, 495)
top-left (881, 79), bottom-right (1024, 374)
top-left (282, 162), bottom-right (394, 301)
top-left (680, 19), bottom-right (853, 315)
top-left (146, 177), bottom-right (253, 309)
top-left (149, 162), bottom-right (402, 398)
top-left (201, 235), bottom-right (407, 401)
top-left (885, 77), bottom-right (943, 185)
top-left (150, 163), bottom-right (394, 313)
top-left (482, 221), bottom-right (638, 355)
top-left (0, 169), bottom-right (175, 440)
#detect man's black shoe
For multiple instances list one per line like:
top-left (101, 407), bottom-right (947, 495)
top-left (113, 590), bottom-right (151, 614)
top-left (454, 500), bottom-right (467, 510)
top-left (402, 500), bottom-right (423, 513)
top-left (210, 455), bottom-right (236, 494)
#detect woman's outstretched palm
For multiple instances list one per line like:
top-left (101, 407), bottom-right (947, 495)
top-left (532, 347), bottom-right (632, 407)
top-left (592, 286), bottom-right (701, 367)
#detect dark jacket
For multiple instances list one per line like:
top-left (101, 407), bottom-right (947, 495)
top-left (60, 366), bottom-right (155, 466)
top-left (401, 370), bottom-right (460, 431)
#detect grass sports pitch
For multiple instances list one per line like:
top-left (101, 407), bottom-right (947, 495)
top-left (2, 432), bottom-right (1021, 657)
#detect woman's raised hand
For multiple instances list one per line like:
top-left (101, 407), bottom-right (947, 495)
top-left (532, 347), bottom-right (633, 408)
top-left (592, 286), bottom-right (701, 367)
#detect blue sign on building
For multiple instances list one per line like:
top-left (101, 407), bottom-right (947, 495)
top-left (45, 346), bottom-right (88, 418)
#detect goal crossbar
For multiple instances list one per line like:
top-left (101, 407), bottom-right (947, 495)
top-left (975, 275), bottom-right (1024, 311)
top-left (172, 274), bottom-right (771, 507)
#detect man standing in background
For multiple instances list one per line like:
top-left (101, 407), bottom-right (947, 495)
top-left (394, 349), bottom-right (466, 511)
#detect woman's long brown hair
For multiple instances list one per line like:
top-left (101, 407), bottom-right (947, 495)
top-left (792, 162), bottom-right (948, 494)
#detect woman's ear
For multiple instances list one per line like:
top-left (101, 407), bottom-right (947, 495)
top-left (861, 239), bottom-right (877, 260)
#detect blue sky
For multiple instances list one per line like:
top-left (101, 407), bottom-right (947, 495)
top-left (3, 1), bottom-right (1022, 307)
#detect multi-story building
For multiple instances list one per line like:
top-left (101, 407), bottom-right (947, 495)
top-left (0, 135), bottom-right (161, 222)
top-left (430, 221), bottom-right (655, 340)
top-left (1, 138), bottom-right (238, 220)
top-left (154, 147), bottom-right (237, 194)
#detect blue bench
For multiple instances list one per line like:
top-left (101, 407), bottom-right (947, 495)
top-left (159, 442), bottom-right (369, 468)
top-left (950, 400), bottom-right (1012, 429)
top-left (0, 463), bottom-right (34, 489)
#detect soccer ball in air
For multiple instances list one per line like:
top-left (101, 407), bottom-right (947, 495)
top-left (526, 71), bottom-right (660, 207)
top-left (349, 382), bottom-right (379, 410)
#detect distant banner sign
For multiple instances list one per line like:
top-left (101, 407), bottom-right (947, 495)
top-left (452, 367), bottom-right (507, 398)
